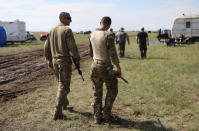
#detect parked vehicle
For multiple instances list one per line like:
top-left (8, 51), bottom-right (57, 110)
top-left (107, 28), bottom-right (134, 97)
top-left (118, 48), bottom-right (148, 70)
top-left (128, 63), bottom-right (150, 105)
top-left (26, 31), bottom-right (37, 41)
top-left (84, 31), bottom-right (91, 34)
top-left (40, 34), bottom-right (47, 41)
top-left (30, 33), bottom-right (37, 41)
top-left (76, 31), bottom-right (91, 34)
top-left (157, 29), bottom-right (171, 41)
top-left (172, 14), bottom-right (199, 43)
top-left (0, 19), bottom-right (26, 42)
top-left (76, 31), bottom-right (84, 34)
top-left (158, 14), bottom-right (199, 46)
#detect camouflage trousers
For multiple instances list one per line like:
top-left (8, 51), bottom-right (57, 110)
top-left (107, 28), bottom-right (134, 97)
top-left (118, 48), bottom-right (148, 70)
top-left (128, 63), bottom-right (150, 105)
top-left (90, 62), bottom-right (118, 121)
top-left (53, 58), bottom-right (72, 114)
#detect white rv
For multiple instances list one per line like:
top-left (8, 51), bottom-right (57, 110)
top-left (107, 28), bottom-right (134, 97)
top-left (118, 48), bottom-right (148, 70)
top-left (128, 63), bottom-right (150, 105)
top-left (0, 20), bottom-right (26, 42)
top-left (172, 14), bottom-right (199, 42)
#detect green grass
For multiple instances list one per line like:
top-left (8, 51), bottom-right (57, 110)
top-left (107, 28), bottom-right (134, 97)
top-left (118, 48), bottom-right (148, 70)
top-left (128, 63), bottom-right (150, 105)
top-left (74, 33), bottom-right (90, 44)
top-left (0, 32), bottom-right (89, 55)
top-left (0, 32), bottom-right (46, 55)
top-left (0, 32), bottom-right (199, 131)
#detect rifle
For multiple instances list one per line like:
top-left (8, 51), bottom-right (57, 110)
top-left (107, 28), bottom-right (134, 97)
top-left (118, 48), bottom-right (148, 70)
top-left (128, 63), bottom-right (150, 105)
top-left (89, 36), bottom-right (127, 83)
top-left (69, 51), bottom-right (85, 81)
top-left (120, 77), bottom-right (128, 84)
top-left (88, 37), bottom-right (93, 57)
top-left (108, 66), bottom-right (128, 84)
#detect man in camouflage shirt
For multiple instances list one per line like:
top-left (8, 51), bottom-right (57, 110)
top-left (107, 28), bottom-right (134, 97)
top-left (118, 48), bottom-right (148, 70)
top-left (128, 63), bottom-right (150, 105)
top-left (44, 12), bottom-right (80, 120)
top-left (90, 16), bottom-right (122, 124)
top-left (116, 27), bottom-right (130, 57)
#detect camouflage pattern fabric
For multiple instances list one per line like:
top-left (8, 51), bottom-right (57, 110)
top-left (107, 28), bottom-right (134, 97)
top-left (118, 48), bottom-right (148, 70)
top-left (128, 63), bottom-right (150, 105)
top-left (90, 62), bottom-right (118, 120)
top-left (44, 22), bottom-right (80, 116)
top-left (90, 28), bottom-right (119, 122)
top-left (53, 58), bottom-right (72, 114)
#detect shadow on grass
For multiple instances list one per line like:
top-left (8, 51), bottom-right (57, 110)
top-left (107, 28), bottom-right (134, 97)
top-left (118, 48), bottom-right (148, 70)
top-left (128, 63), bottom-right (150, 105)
top-left (123, 56), bottom-right (168, 60)
top-left (68, 109), bottom-right (173, 131)
top-left (109, 115), bottom-right (173, 131)
top-left (122, 56), bottom-right (138, 59)
top-left (146, 57), bottom-right (169, 60)
top-left (68, 108), bottom-right (93, 119)
top-left (165, 44), bottom-right (187, 48)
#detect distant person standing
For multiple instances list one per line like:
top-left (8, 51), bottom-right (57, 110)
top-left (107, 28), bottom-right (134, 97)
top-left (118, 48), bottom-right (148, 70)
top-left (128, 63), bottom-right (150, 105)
top-left (115, 27), bottom-right (130, 57)
top-left (26, 31), bottom-right (32, 43)
top-left (110, 28), bottom-right (115, 38)
top-left (44, 12), bottom-right (80, 120)
top-left (136, 27), bottom-right (149, 59)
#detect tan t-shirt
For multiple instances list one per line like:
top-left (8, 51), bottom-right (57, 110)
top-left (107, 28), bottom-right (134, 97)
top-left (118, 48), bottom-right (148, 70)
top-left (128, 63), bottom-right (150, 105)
top-left (90, 28), bottom-right (119, 65)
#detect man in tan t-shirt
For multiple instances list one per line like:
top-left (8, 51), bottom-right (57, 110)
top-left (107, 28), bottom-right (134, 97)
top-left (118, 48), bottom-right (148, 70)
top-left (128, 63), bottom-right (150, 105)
top-left (90, 16), bottom-right (122, 124)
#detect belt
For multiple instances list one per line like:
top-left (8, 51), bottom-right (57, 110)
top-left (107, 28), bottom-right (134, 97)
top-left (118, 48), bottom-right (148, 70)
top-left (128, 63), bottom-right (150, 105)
top-left (53, 56), bottom-right (70, 59)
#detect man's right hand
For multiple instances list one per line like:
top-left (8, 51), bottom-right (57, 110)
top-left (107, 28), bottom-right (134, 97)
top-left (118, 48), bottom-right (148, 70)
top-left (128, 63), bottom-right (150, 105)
top-left (115, 64), bottom-right (122, 78)
top-left (48, 61), bottom-right (53, 69)
top-left (76, 61), bottom-right (80, 69)
top-left (117, 69), bottom-right (122, 78)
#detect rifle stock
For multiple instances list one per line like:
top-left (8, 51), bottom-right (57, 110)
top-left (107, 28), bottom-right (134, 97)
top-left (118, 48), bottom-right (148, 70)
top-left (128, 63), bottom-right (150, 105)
top-left (69, 51), bottom-right (85, 81)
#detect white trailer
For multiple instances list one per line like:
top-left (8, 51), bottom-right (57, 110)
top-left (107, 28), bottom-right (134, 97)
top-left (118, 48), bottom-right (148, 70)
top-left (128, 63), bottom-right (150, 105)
top-left (172, 14), bottom-right (199, 42)
top-left (0, 19), bottom-right (26, 42)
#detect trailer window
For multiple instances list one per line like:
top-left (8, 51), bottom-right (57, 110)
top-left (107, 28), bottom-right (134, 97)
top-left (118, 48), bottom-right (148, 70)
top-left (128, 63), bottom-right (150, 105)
top-left (186, 22), bottom-right (190, 28)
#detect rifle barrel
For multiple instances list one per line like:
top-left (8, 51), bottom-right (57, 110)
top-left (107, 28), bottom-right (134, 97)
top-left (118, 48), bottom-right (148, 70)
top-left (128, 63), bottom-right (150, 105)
top-left (120, 77), bottom-right (128, 84)
top-left (78, 69), bottom-right (85, 81)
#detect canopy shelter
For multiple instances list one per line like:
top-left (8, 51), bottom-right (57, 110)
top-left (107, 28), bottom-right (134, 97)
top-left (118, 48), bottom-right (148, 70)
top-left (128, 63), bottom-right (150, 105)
top-left (0, 26), bottom-right (7, 47)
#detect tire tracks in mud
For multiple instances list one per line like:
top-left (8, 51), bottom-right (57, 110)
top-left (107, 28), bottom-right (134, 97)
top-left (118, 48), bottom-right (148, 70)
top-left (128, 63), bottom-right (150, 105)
top-left (0, 43), bottom-right (90, 102)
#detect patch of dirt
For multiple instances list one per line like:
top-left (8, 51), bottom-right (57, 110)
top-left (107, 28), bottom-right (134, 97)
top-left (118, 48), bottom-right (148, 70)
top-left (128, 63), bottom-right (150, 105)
top-left (0, 43), bottom-right (90, 102)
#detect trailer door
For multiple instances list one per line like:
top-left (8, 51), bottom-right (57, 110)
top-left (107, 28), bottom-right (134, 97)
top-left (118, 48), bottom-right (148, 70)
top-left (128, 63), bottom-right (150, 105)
top-left (185, 19), bottom-right (192, 37)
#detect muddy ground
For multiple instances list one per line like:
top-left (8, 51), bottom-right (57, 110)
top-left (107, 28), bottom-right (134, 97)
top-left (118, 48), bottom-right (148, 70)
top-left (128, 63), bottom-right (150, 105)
top-left (0, 44), bottom-right (89, 102)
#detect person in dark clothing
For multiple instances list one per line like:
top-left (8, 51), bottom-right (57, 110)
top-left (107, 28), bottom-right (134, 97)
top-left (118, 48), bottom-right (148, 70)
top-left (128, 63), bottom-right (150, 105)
top-left (136, 27), bottom-right (149, 59)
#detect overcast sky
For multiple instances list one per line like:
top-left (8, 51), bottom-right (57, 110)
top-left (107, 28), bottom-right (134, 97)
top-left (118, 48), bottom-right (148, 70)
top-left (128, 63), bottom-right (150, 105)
top-left (0, 0), bottom-right (198, 32)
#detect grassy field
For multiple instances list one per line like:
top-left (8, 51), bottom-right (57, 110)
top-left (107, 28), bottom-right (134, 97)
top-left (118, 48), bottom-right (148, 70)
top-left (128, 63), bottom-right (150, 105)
top-left (0, 32), bottom-right (89, 55)
top-left (0, 32), bottom-right (199, 131)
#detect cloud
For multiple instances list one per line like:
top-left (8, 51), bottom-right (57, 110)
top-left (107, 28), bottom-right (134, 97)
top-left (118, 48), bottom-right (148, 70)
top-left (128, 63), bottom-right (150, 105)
top-left (0, 0), bottom-right (119, 31)
top-left (0, 0), bottom-right (198, 31)
top-left (0, 0), bottom-right (43, 8)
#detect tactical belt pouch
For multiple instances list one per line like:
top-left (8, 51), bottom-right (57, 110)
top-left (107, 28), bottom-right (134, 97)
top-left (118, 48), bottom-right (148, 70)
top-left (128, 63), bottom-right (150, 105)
top-left (93, 59), bottom-right (106, 65)
top-left (53, 56), bottom-right (72, 64)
